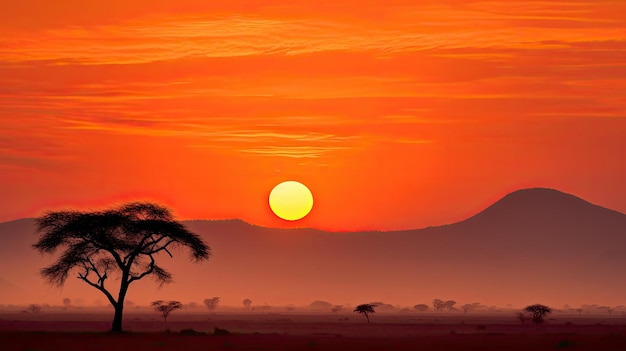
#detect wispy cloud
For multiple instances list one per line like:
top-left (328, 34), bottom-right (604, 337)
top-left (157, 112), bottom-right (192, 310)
top-left (1, 2), bottom-right (624, 64)
top-left (0, 0), bottom-right (624, 169)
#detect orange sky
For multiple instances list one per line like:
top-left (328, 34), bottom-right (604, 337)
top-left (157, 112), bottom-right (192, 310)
top-left (1, 0), bottom-right (625, 231)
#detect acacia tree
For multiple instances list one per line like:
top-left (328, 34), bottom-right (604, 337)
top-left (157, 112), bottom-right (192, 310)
top-left (516, 311), bottom-right (530, 324)
top-left (152, 300), bottom-right (183, 323)
top-left (62, 297), bottom-right (72, 309)
top-left (443, 300), bottom-right (457, 311)
top-left (204, 297), bottom-right (220, 312)
top-left (354, 304), bottom-right (376, 323)
top-left (32, 202), bottom-right (211, 332)
top-left (413, 304), bottom-right (429, 312)
top-left (25, 304), bottom-right (42, 317)
top-left (432, 299), bottom-right (445, 312)
top-left (524, 304), bottom-right (553, 324)
top-left (331, 305), bottom-right (343, 314)
top-left (242, 298), bottom-right (252, 310)
top-left (462, 303), bottom-right (481, 314)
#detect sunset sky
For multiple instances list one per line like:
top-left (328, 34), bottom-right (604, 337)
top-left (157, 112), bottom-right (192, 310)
top-left (1, 0), bottom-right (625, 231)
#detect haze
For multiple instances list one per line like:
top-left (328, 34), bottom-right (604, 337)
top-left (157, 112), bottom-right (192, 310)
top-left (1, 188), bottom-right (625, 311)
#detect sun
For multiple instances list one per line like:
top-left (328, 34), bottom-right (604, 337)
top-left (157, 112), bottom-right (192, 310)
top-left (269, 181), bottom-right (314, 221)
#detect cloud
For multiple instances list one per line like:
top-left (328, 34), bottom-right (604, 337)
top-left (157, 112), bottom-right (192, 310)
top-left (1, 1), bottom-right (624, 64)
top-left (0, 0), bottom-right (623, 168)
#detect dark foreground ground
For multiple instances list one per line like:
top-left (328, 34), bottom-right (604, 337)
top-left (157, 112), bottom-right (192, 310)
top-left (1, 313), bottom-right (626, 351)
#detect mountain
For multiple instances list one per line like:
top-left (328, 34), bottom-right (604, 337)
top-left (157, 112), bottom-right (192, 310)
top-left (0, 276), bottom-right (30, 303)
top-left (0, 188), bottom-right (624, 308)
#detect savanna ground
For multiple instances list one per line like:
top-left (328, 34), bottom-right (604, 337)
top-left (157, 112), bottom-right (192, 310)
top-left (1, 312), bottom-right (626, 351)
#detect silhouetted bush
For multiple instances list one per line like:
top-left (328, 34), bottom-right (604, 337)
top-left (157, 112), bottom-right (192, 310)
top-left (555, 339), bottom-right (578, 348)
top-left (213, 327), bottom-right (230, 335)
top-left (180, 328), bottom-right (205, 335)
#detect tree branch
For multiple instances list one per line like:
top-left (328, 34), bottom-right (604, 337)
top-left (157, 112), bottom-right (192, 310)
top-left (123, 233), bottom-right (154, 267)
top-left (77, 269), bottom-right (117, 307)
top-left (127, 254), bottom-right (155, 284)
top-left (151, 240), bottom-right (175, 257)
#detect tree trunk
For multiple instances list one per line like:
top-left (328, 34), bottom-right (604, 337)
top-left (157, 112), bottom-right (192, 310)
top-left (111, 279), bottom-right (129, 332)
top-left (111, 305), bottom-right (124, 332)
top-left (365, 312), bottom-right (370, 323)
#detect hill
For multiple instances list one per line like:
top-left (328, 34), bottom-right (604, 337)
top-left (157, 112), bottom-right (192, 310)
top-left (0, 188), bottom-right (624, 308)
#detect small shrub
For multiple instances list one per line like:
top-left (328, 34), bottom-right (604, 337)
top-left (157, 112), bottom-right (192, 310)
top-left (555, 339), bottom-right (578, 348)
top-left (214, 327), bottom-right (230, 336)
top-left (180, 328), bottom-right (205, 335)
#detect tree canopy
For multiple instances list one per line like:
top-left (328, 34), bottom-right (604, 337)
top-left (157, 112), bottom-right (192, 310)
top-left (354, 303), bottom-right (377, 323)
top-left (524, 304), bottom-right (553, 324)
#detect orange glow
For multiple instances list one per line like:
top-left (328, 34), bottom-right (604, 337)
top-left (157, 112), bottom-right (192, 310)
top-left (0, 0), bottom-right (625, 231)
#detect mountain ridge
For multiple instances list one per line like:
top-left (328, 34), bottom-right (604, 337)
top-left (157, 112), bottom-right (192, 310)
top-left (1, 187), bottom-right (625, 307)
top-left (2, 187), bottom-right (621, 232)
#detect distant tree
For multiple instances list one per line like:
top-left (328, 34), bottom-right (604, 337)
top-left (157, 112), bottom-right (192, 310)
top-left (286, 305), bottom-right (295, 312)
top-left (354, 304), bottom-right (376, 323)
top-left (242, 298), bottom-right (252, 310)
top-left (524, 304), bottom-right (553, 324)
top-left (256, 303), bottom-right (271, 312)
top-left (204, 297), bottom-right (220, 312)
top-left (432, 299), bottom-right (445, 312)
top-left (32, 202), bottom-right (211, 332)
top-left (608, 307), bottom-right (614, 315)
top-left (516, 311), bottom-right (530, 324)
top-left (62, 298), bottom-right (71, 309)
top-left (25, 304), bottom-right (42, 317)
top-left (443, 300), bottom-right (457, 311)
top-left (368, 301), bottom-right (395, 312)
top-left (331, 305), bottom-right (343, 314)
top-left (461, 302), bottom-right (481, 314)
top-left (576, 308), bottom-right (583, 315)
top-left (413, 304), bottom-right (429, 312)
top-left (151, 300), bottom-right (183, 323)
top-left (309, 300), bottom-right (333, 310)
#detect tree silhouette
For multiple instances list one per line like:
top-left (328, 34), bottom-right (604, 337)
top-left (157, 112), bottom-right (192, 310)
top-left (461, 302), bottom-right (481, 314)
top-left (413, 304), bottom-right (429, 312)
top-left (242, 298), bottom-right (252, 310)
top-left (516, 311), bottom-right (530, 324)
top-left (331, 305), bottom-right (343, 314)
top-left (32, 202), bottom-right (211, 332)
top-left (432, 299), bottom-right (445, 312)
top-left (204, 297), bottom-right (220, 312)
top-left (524, 304), bottom-right (553, 324)
top-left (62, 298), bottom-right (71, 310)
top-left (152, 300), bottom-right (183, 323)
top-left (443, 300), bottom-right (457, 311)
top-left (25, 304), bottom-right (41, 317)
top-left (354, 304), bottom-right (376, 323)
